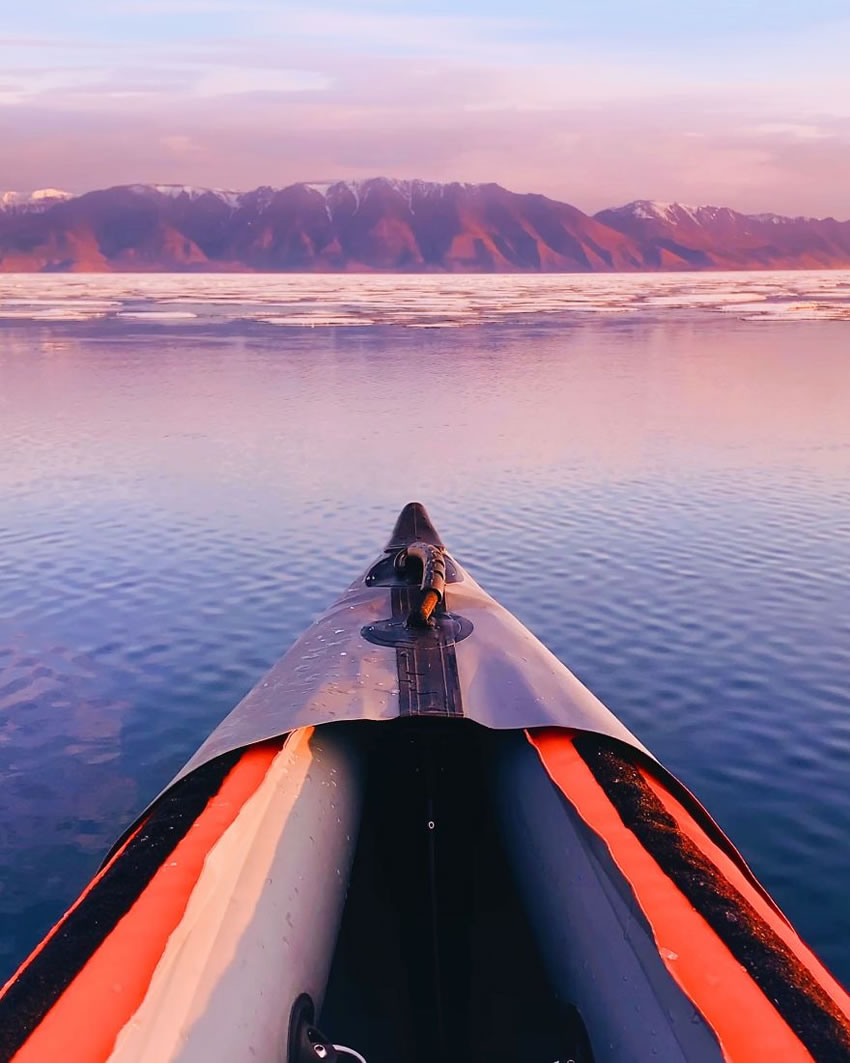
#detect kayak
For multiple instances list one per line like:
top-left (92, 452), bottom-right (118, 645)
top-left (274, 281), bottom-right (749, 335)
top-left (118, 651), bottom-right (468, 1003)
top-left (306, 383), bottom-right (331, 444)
top-left (1, 502), bottom-right (849, 1063)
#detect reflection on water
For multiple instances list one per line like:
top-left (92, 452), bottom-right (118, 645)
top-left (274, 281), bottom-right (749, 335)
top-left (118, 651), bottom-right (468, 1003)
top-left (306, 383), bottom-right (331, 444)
top-left (1, 313), bottom-right (849, 984)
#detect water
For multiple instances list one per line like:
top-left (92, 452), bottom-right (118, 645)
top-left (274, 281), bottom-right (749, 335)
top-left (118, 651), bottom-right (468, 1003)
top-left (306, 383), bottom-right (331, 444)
top-left (1, 274), bottom-right (849, 987)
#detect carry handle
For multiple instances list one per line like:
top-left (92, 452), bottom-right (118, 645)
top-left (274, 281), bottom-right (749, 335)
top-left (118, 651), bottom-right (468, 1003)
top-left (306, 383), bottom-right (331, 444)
top-left (395, 542), bottom-right (446, 626)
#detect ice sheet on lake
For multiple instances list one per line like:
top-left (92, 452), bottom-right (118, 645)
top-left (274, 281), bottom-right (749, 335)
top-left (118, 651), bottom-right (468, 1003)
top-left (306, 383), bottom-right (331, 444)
top-left (0, 271), bottom-right (848, 327)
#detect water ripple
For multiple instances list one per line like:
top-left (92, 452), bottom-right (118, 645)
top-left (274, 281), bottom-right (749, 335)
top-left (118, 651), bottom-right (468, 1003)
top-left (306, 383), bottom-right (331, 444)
top-left (0, 309), bottom-right (849, 986)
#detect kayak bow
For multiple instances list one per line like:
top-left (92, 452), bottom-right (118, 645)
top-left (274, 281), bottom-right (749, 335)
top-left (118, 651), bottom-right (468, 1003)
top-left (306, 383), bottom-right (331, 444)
top-left (2, 503), bottom-right (849, 1063)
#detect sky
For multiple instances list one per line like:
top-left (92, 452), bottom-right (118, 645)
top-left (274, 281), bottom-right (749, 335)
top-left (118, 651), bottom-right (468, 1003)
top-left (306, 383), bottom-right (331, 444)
top-left (2, 0), bottom-right (850, 217)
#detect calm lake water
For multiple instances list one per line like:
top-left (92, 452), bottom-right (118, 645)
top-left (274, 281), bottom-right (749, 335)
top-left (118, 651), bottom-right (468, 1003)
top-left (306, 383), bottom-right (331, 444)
top-left (1, 273), bottom-right (849, 985)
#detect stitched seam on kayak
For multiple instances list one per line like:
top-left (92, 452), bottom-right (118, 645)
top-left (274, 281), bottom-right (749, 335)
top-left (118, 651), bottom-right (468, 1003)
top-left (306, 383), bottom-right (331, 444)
top-left (0, 751), bottom-right (241, 1059)
top-left (391, 586), bottom-right (463, 717)
top-left (573, 733), bottom-right (850, 1062)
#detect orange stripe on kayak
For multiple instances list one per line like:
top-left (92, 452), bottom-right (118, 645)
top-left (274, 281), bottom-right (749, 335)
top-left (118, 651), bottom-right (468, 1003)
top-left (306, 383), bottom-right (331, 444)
top-left (528, 728), bottom-right (815, 1063)
top-left (644, 770), bottom-right (850, 1019)
top-left (12, 739), bottom-right (285, 1063)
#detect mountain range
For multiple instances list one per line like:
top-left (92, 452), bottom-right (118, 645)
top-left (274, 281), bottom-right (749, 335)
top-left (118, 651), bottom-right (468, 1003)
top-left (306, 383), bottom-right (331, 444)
top-left (1, 179), bottom-right (849, 273)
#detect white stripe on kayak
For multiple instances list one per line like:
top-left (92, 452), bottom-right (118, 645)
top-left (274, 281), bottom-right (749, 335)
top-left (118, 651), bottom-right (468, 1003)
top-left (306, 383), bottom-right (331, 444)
top-left (107, 727), bottom-right (362, 1063)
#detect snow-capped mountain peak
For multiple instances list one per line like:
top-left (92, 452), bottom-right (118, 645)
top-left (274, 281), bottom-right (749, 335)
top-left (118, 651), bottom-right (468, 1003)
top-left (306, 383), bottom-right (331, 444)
top-left (1, 188), bottom-right (74, 211)
top-left (634, 200), bottom-right (693, 222)
top-left (127, 184), bottom-right (244, 208)
top-left (303, 177), bottom-right (479, 211)
top-left (597, 200), bottom-right (775, 238)
top-left (610, 200), bottom-right (738, 225)
top-left (747, 211), bottom-right (818, 225)
top-left (30, 188), bottom-right (73, 202)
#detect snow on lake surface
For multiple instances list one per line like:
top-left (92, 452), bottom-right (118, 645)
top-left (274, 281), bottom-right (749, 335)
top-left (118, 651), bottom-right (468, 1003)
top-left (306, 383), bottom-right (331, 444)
top-left (0, 270), bottom-right (849, 326)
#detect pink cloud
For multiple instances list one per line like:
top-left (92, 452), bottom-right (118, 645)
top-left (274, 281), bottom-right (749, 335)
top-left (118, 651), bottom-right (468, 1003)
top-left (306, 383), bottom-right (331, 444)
top-left (1, 23), bottom-right (849, 217)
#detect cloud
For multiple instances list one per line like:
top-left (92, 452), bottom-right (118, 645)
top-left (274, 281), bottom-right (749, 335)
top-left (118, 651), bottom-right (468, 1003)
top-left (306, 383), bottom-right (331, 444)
top-left (160, 133), bottom-right (202, 155)
top-left (3, 84), bottom-right (847, 219)
top-left (263, 6), bottom-right (543, 59)
top-left (750, 123), bottom-right (832, 142)
top-left (193, 68), bottom-right (330, 97)
top-left (1, 7), bottom-right (849, 216)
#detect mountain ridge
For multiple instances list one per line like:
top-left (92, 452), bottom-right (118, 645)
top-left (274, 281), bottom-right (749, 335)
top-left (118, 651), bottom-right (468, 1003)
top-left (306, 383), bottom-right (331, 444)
top-left (2, 178), bottom-right (849, 272)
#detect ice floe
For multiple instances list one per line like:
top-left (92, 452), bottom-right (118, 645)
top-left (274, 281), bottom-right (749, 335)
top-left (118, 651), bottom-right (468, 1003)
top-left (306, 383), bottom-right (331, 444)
top-left (0, 271), bottom-right (848, 327)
